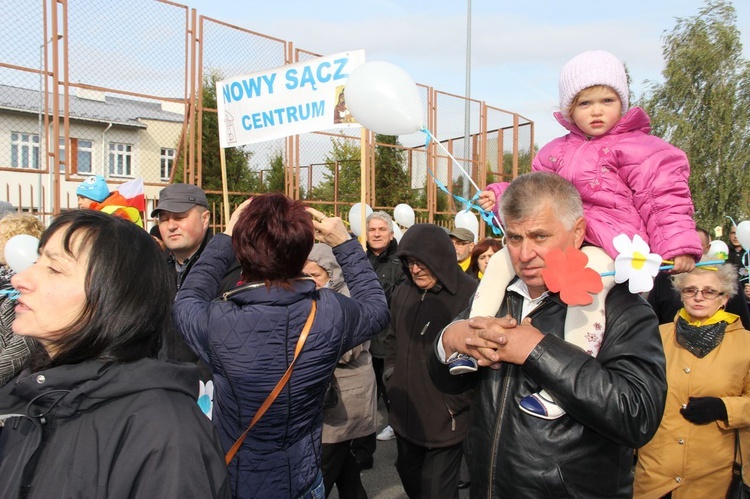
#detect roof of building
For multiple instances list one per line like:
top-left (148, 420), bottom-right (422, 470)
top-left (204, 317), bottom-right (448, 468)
top-left (0, 84), bottom-right (184, 128)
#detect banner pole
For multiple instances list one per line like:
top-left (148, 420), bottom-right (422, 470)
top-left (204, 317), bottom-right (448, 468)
top-left (359, 127), bottom-right (367, 249)
top-left (220, 147), bottom-right (230, 228)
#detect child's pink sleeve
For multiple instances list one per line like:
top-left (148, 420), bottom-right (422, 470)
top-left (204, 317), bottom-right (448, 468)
top-left (621, 140), bottom-right (702, 261)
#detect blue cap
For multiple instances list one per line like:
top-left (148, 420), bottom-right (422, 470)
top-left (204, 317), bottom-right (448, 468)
top-left (76, 175), bottom-right (109, 202)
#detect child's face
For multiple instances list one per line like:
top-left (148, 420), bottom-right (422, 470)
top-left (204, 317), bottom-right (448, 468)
top-left (77, 195), bottom-right (94, 209)
top-left (571, 86), bottom-right (622, 137)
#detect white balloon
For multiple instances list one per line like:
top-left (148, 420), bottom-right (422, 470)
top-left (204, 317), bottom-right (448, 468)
top-left (708, 240), bottom-right (729, 260)
top-left (347, 203), bottom-right (373, 237)
top-left (393, 204), bottom-right (415, 228)
top-left (4, 234), bottom-right (39, 274)
top-left (736, 221), bottom-right (750, 251)
top-left (454, 210), bottom-right (478, 241)
top-left (345, 61), bottom-right (425, 136)
top-left (392, 224), bottom-right (403, 243)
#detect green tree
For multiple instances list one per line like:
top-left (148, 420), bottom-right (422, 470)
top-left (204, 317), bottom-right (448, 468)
top-left (265, 151), bottom-right (286, 193)
top-left (310, 137), bottom-right (361, 203)
top-left (373, 134), bottom-right (411, 206)
top-left (640, 0), bottom-right (750, 232)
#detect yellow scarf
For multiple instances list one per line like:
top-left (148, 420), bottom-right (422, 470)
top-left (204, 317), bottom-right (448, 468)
top-left (678, 308), bottom-right (739, 327)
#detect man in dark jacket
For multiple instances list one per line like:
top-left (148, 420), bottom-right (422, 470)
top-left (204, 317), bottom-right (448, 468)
top-left (384, 223), bottom-right (477, 499)
top-left (429, 172), bottom-right (667, 497)
top-left (152, 184), bottom-right (239, 405)
top-left (352, 212), bottom-right (405, 466)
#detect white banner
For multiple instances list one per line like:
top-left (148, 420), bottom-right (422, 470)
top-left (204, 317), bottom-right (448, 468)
top-left (216, 50), bottom-right (365, 148)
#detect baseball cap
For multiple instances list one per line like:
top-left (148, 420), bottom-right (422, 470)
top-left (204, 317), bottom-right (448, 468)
top-left (150, 184), bottom-right (208, 217)
top-left (449, 227), bottom-right (475, 243)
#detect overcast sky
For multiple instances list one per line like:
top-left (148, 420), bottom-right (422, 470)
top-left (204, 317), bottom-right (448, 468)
top-left (187, 0), bottom-right (750, 147)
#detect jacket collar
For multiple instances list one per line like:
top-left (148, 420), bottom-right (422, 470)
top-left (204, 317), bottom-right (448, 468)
top-left (221, 277), bottom-right (317, 306)
top-left (0, 359), bottom-right (199, 419)
top-left (553, 106), bottom-right (651, 140)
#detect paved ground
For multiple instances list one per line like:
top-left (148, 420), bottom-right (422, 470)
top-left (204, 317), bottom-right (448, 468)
top-left (329, 402), bottom-right (471, 499)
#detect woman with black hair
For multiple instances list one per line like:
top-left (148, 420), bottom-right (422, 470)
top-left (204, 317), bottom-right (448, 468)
top-left (0, 210), bottom-right (229, 498)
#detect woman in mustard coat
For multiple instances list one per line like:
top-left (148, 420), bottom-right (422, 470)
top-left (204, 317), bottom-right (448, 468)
top-left (634, 263), bottom-right (750, 497)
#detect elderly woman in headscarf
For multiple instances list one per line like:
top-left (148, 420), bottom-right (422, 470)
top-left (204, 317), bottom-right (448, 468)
top-left (303, 243), bottom-right (377, 498)
top-left (634, 263), bottom-right (750, 497)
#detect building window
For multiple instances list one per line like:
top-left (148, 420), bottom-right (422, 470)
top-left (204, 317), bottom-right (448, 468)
top-left (108, 142), bottom-right (132, 177)
top-left (10, 132), bottom-right (40, 169)
top-left (60, 138), bottom-right (94, 174)
top-left (160, 148), bottom-right (175, 181)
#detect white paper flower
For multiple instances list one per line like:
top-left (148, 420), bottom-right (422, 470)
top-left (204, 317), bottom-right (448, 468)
top-left (612, 234), bottom-right (662, 294)
top-left (197, 380), bottom-right (214, 420)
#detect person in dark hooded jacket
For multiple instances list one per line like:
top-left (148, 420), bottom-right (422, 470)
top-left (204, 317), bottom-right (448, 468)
top-left (384, 223), bottom-right (477, 499)
top-left (0, 210), bottom-right (229, 498)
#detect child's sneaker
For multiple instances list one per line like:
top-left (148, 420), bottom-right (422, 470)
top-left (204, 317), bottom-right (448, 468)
top-left (519, 390), bottom-right (566, 420)
top-left (448, 353), bottom-right (478, 375)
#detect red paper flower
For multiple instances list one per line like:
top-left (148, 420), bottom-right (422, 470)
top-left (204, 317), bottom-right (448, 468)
top-left (541, 247), bottom-right (604, 306)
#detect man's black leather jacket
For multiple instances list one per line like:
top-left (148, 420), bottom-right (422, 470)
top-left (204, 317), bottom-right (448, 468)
top-left (429, 281), bottom-right (667, 498)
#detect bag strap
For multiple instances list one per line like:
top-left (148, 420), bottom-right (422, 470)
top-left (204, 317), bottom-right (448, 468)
top-left (224, 300), bottom-right (317, 465)
top-left (736, 430), bottom-right (744, 466)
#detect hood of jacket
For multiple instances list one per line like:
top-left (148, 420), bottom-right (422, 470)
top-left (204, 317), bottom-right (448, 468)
top-left (553, 106), bottom-right (651, 139)
top-left (397, 224), bottom-right (461, 295)
top-left (307, 243), bottom-right (350, 297)
top-left (0, 358), bottom-right (199, 420)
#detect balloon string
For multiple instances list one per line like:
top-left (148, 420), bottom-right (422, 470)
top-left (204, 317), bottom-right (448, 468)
top-left (0, 289), bottom-right (19, 300)
top-left (421, 127), bottom-right (504, 236)
top-left (599, 259), bottom-right (726, 277)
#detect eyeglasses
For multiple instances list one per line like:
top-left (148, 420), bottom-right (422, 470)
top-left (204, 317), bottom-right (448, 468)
top-left (405, 258), bottom-right (426, 271)
top-left (680, 287), bottom-right (724, 299)
top-left (452, 240), bottom-right (471, 247)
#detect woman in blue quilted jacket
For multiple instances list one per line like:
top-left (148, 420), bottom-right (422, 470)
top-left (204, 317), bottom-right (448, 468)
top-left (173, 194), bottom-right (390, 499)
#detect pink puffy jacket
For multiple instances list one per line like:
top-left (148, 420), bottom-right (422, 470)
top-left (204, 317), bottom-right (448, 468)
top-left (487, 107), bottom-right (702, 261)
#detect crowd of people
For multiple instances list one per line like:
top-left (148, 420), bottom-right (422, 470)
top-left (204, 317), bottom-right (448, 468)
top-left (0, 48), bottom-right (748, 499)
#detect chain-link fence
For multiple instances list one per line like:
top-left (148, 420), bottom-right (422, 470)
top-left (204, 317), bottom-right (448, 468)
top-left (0, 0), bottom-right (534, 234)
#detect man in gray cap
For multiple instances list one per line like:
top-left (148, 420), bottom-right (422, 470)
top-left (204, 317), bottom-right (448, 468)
top-left (152, 184), bottom-right (241, 394)
top-left (449, 227), bottom-right (475, 272)
top-left (151, 183), bottom-right (211, 289)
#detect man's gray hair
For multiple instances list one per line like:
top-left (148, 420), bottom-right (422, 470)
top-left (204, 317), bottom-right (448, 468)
top-left (366, 211), bottom-right (395, 233)
top-left (671, 262), bottom-right (739, 299)
top-left (500, 172), bottom-right (583, 230)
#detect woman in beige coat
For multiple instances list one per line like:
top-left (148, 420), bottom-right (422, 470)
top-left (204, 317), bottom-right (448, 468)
top-left (634, 263), bottom-right (750, 497)
top-left (304, 243), bottom-right (377, 498)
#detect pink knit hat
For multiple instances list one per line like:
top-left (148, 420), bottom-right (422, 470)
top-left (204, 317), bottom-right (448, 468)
top-left (558, 50), bottom-right (629, 121)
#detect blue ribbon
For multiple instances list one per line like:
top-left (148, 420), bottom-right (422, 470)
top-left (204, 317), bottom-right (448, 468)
top-left (422, 129), bottom-right (503, 236)
top-left (0, 289), bottom-right (19, 300)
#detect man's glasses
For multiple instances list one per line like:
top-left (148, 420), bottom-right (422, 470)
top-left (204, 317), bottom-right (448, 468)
top-left (680, 287), bottom-right (724, 299)
top-left (405, 258), bottom-right (426, 271)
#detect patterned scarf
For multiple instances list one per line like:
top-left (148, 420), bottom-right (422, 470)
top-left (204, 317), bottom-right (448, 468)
top-left (675, 316), bottom-right (728, 358)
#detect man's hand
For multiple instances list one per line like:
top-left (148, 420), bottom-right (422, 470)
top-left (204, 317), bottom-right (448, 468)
top-left (442, 316), bottom-right (544, 368)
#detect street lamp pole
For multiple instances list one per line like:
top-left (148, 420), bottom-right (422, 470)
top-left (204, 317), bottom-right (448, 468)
top-left (462, 0), bottom-right (472, 203)
top-left (38, 35), bottom-right (62, 216)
